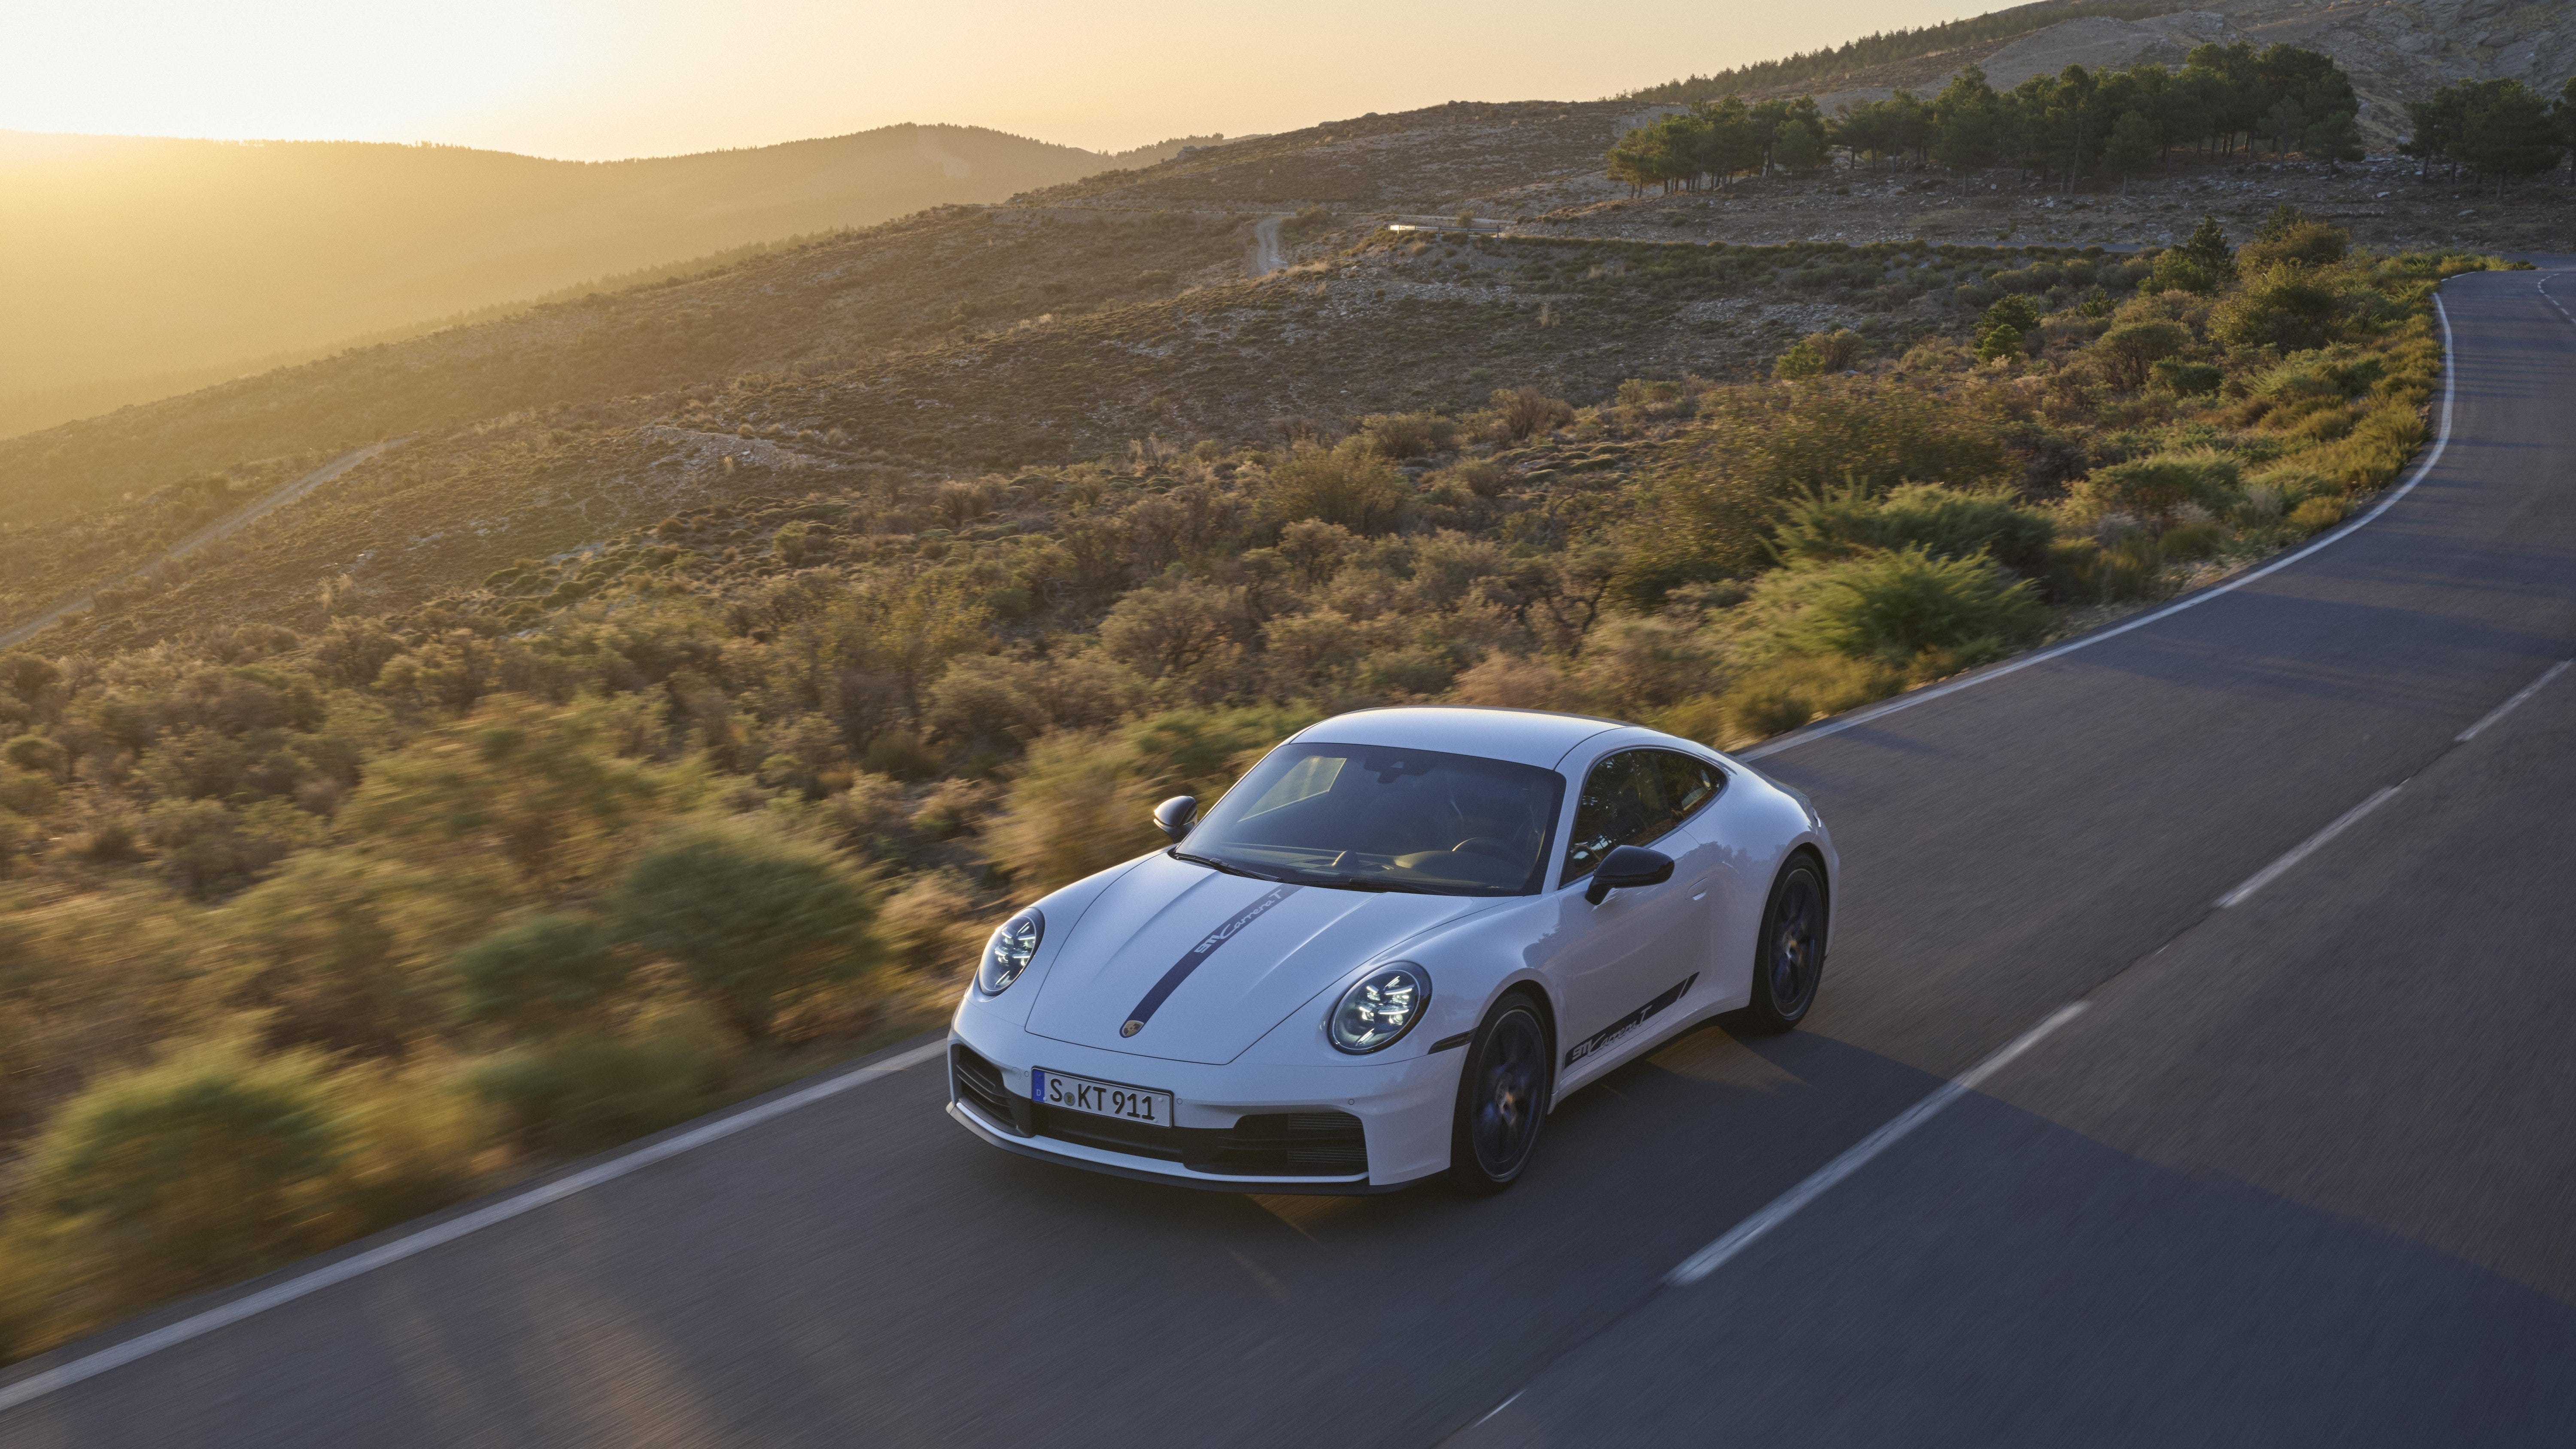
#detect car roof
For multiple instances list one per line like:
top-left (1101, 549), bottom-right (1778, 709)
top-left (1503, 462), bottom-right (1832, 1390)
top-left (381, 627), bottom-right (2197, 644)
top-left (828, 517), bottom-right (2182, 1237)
top-left (1290, 706), bottom-right (1633, 770)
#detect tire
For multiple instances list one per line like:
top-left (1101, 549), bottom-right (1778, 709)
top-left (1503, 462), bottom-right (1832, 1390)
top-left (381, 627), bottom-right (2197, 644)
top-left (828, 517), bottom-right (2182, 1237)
top-left (1744, 854), bottom-right (1828, 1035)
top-left (1447, 992), bottom-right (1552, 1195)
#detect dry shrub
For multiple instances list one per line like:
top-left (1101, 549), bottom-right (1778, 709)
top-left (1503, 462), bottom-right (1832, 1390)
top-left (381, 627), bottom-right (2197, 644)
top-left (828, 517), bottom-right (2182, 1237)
top-left (2286, 495), bottom-right (2350, 536)
top-left (1492, 387), bottom-right (1575, 441)
top-left (983, 730), bottom-right (1159, 892)
top-left (1360, 412), bottom-right (1460, 459)
top-left (1449, 652), bottom-right (1587, 712)
top-left (876, 868), bottom-right (990, 979)
top-left (1710, 655), bottom-right (1904, 747)
top-left (1573, 615), bottom-right (1722, 718)
top-left (1264, 443), bottom-right (1409, 534)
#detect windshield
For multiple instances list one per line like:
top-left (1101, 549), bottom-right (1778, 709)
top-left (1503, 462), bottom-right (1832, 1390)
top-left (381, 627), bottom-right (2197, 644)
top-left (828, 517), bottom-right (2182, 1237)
top-left (1178, 743), bottom-right (1565, 896)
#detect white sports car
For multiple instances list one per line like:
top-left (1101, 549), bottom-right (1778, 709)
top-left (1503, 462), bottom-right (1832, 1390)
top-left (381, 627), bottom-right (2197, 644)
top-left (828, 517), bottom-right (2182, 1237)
top-left (947, 706), bottom-right (1836, 1194)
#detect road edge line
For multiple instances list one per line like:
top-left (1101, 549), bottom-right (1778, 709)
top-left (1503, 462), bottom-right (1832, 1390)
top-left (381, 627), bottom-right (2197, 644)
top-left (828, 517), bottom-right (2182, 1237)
top-left (1665, 1002), bottom-right (2089, 1287)
top-left (1742, 290), bottom-right (2461, 761)
top-left (0, 1037), bottom-right (950, 1415)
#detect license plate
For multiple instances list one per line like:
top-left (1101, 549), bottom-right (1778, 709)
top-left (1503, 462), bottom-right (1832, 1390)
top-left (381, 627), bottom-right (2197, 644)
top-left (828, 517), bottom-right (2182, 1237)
top-left (1033, 1068), bottom-right (1173, 1125)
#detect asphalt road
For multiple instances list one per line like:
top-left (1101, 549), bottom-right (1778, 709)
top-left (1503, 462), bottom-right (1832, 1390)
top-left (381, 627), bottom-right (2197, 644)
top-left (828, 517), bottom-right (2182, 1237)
top-left (3, 262), bottom-right (2572, 1448)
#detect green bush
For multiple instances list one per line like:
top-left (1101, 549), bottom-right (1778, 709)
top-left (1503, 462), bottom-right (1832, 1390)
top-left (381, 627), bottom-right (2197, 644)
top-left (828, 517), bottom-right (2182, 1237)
top-left (2159, 520), bottom-right (2227, 560)
top-left (2151, 358), bottom-right (2224, 395)
top-left (2, 734), bottom-right (67, 778)
top-left (223, 851), bottom-right (440, 1058)
top-left (447, 912), bottom-right (630, 1037)
top-left (2073, 449), bottom-right (2242, 525)
top-left (17, 1040), bottom-right (347, 1309)
top-left (2092, 320), bottom-right (2192, 390)
top-left (2145, 251), bottom-right (2223, 296)
top-left (465, 1010), bottom-right (736, 1158)
top-left (1774, 329), bottom-right (1862, 380)
top-left (1359, 412), bottom-right (1459, 459)
top-left (1264, 443), bottom-right (1409, 534)
top-left (1979, 295), bottom-right (2043, 336)
top-left (1773, 484), bottom-right (2056, 577)
top-left (1760, 547), bottom-right (2047, 664)
top-left (611, 821), bottom-right (878, 1043)
top-left (2044, 534), bottom-right (2166, 604)
top-left (2240, 208), bottom-right (2349, 272)
top-left (2211, 263), bottom-right (2345, 352)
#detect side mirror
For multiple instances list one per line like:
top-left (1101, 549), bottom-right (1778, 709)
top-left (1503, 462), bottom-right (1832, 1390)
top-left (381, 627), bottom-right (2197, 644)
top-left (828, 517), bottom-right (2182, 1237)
top-left (1153, 795), bottom-right (1199, 843)
top-left (1585, 845), bottom-right (1674, 906)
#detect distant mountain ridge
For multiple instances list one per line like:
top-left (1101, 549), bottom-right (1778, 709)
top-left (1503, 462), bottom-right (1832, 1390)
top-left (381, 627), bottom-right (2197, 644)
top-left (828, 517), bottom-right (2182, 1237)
top-left (0, 124), bottom-right (1218, 436)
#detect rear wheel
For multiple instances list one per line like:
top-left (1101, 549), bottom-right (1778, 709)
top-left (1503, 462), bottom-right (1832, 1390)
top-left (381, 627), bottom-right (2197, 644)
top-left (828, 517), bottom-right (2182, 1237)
top-left (1744, 855), bottom-right (1827, 1034)
top-left (1447, 993), bottom-right (1551, 1195)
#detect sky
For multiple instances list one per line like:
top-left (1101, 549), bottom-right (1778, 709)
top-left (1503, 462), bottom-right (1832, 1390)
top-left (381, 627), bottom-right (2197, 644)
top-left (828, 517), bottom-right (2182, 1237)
top-left (0, 0), bottom-right (2005, 161)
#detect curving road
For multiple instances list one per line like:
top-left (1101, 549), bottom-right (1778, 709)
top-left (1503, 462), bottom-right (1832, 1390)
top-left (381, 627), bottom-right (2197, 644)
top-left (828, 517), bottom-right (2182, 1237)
top-left (4, 264), bottom-right (2574, 1447)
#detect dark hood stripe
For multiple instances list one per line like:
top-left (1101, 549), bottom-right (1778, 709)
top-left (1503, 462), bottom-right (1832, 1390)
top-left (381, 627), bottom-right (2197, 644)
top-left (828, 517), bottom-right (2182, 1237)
top-left (1120, 882), bottom-right (1303, 1036)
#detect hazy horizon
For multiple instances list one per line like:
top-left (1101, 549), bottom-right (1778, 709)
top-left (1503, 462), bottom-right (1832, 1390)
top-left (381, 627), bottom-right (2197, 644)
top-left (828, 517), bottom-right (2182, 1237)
top-left (3, 0), bottom-right (2002, 161)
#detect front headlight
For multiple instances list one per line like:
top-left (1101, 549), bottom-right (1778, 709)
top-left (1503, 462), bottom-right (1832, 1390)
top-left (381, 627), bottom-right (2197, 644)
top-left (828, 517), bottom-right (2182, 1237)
top-left (977, 908), bottom-right (1044, 994)
top-left (1328, 963), bottom-right (1429, 1054)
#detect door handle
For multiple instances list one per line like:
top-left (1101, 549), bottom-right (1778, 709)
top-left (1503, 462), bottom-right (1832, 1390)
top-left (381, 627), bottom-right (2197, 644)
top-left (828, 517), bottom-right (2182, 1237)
top-left (1691, 889), bottom-right (1707, 900)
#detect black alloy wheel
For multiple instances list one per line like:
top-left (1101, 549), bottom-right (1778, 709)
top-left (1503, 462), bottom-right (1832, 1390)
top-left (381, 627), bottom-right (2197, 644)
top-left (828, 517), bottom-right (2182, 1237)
top-left (1448, 994), bottom-right (1551, 1194)
top-left (1746, 855), bottom-right (1827, 1034)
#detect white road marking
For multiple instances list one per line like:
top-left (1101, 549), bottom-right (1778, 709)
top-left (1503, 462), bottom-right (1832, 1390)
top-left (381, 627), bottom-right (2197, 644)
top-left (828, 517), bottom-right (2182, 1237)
top-left (2540, 273), bottom-right (2574, 327)
top-left (0, 1038), bottom-right (950, 1414)
top-left (1744, 292), bottom-right (2461, 761)
top-left (2457, 659), bottom-right (2573, 742)
top-left (2215, 785), bottom-right (2403, 909)
top-left (1665, 1003), bottom-right (2088, 1287)
top-left (1470, 1389), bottom-right (1525, 1428)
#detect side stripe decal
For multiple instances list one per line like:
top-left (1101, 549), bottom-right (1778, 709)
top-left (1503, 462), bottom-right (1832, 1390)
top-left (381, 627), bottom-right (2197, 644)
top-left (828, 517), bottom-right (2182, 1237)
top-left (1120, 883), bottom-right (1302, 1037)
top-left (1564, 973), bottom-right (1698, 1066)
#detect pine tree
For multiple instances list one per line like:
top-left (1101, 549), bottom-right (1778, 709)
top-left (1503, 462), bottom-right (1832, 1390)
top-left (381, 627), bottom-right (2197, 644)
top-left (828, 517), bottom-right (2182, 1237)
top-left (2181, 215), bottom-right (2233, 275)
top-left (2453, 79), bottom-right (2565, 200)
top-left (2302, 109), bottom-right (2363, 173)
top-left (2103, 110), bottom-right (2160, 195)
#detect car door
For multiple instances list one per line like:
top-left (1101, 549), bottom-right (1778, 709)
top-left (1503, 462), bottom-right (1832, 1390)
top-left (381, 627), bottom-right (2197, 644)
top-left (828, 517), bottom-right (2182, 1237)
top-left (1649, 749), bottom-right (1736, 1000)
top-left (1548, 749), bottom-right (1712, 1082)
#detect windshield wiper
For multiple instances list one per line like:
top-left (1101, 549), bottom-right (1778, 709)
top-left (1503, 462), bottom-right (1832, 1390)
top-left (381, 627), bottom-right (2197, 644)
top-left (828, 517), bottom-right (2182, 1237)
top-left (1302, 875), bottom-right (1447, 895)
top-left (1170, 850), bottom-right (1289, 882)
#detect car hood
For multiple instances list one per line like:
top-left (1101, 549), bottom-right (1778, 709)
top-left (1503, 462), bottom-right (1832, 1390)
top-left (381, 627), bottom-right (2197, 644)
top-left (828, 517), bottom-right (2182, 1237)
top-left (1024, 852), bottom-right (1484, 1065)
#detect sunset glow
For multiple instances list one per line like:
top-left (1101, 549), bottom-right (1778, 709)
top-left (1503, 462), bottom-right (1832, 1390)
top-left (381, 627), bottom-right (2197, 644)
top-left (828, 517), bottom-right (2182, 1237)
top-left (1, 0), bottom-right (1999, 158)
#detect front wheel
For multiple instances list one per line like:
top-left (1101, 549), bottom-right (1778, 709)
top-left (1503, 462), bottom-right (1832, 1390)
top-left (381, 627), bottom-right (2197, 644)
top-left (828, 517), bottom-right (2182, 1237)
top-left (1744, 855), bottom-right (1827, 1034)
top-left (1447, 993), bottom-right (1551, 1195)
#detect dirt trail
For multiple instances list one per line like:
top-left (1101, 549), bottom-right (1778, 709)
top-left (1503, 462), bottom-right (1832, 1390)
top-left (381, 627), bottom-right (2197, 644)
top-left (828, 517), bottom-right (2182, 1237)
top-left (0, 439), bottom-right (400, 650)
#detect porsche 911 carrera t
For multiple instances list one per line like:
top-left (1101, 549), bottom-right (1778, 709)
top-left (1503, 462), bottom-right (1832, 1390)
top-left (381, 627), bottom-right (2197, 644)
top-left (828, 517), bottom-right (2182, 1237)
top-left (947, 706), bottom-right (1835, 1194)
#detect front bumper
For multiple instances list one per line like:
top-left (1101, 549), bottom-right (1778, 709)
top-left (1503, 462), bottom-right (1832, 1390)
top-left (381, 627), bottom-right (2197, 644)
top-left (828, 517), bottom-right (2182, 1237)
top-left (945, 1017), bottom-right (1460, 1192)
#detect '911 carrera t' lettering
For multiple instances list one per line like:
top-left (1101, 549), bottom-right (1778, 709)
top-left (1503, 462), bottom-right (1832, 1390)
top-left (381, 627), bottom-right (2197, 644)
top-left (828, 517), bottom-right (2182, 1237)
top-left (1118, 883), bottom-right (1303, 1036)
top-left (1564, 973), bottom-right (1698, 1067)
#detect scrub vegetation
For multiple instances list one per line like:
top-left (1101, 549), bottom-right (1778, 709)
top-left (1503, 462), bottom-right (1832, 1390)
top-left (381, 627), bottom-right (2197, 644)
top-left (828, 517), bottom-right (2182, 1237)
top-left (0, 45), bottom-right (2528, 1362)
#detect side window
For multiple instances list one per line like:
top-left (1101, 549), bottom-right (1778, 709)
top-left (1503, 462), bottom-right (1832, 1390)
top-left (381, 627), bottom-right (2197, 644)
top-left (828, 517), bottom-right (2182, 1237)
top-left (1653, 751), bottom-right (1725, 825)
top-left (1561, 751), bottom-right (1677, 885)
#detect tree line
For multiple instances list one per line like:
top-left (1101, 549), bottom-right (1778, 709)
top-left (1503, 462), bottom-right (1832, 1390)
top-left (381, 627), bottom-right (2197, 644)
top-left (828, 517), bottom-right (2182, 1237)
top-left (1619, 2), bottom-right (2182, 108)
top-left (1610, 43), bottom-right (2370, 195)
top-left (2400, 77), bottom-right (2576, 198)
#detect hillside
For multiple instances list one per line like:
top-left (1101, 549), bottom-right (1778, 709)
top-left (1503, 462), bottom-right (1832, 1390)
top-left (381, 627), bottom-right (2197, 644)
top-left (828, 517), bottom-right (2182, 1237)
top-left (1674, 0), bottom-right (2576, 150)
top-left (0, 124), bottom-right (1216, 437)
top-left (4, 0), bottom-right (2565, 622)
